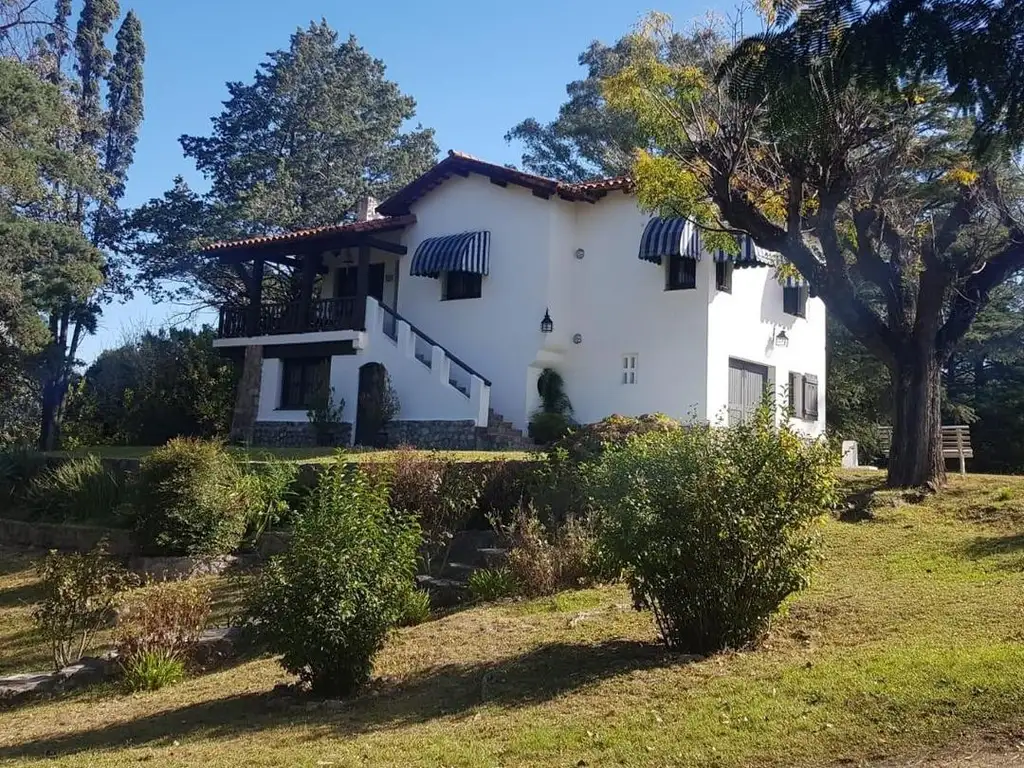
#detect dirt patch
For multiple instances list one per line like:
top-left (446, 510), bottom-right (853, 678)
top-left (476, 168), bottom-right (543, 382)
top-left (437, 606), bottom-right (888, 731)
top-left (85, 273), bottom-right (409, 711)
top-left (867, 732), bottom-right (1024, 766)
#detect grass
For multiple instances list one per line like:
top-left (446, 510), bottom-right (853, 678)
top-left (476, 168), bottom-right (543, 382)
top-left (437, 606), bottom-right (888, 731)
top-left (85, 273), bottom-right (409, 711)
top-left (1, 471), bottom-right (1024, 766)
top-left (48, 446), bottom-right (534, 464)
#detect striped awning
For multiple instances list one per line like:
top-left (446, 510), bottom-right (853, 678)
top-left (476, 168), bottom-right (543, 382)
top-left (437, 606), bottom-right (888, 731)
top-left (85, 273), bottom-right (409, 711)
top-left (784, 273), bottom-right (809, 287)
top-left (410, 231), bottom-right (490, 278)
top-left (638, 217), bottom-right (702, 264)
top-left (639, 217), bottom-right (770, 267)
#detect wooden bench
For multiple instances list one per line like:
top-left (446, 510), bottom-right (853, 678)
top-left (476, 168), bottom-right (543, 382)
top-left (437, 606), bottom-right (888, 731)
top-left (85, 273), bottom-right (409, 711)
top-left (878, 425), bottom-right (974, 475)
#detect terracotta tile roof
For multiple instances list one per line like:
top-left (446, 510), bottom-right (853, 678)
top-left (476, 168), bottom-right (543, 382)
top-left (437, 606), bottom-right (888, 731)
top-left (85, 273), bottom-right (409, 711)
top-left (376, 150), bottom-right (634, 216)
top-left (200, 214), bottom-right (417, 254)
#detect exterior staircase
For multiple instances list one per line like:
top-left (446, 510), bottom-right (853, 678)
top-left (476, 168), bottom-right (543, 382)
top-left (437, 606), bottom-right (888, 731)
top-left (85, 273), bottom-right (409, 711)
top-left (476, 408), bottom-right (535, 450)
top-left (415, 530), bottom-right (510, 608)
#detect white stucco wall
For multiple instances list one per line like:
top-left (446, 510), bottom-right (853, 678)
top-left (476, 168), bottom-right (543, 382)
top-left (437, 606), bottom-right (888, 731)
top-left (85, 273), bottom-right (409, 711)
top-left (705, 266), bottom-right (827, 435)
top-left (557, 192), bottom-right (711, 425)
top-left (396, 174), bottom-right (559, 428)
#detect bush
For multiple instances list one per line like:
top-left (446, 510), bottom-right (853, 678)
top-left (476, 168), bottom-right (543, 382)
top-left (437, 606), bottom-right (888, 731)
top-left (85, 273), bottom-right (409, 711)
top-left (236, 459), bottom-right (299, 545)
top-left (306, 386), bottom-right (345, 447)
top-left (246, 463), bottom-right (420, 696)
top-left (382, 450), bottom-right (482, 575)
top-left (589, 407), bottom-right (838, 654)
top-left (0, 446), bottom-right (48, 505)
top-left (25, 456), bottom-right (128, 525)
top-left (134, 438), bottom-right (247, 556)
top-left (497, 506), bottom-right (598, 597)
top-left (554, 413), bottom-right (682, 465)
top-left (528, 411), bottom-right (573, 446)
top-left (33, 545), bottom-right (138, 671)
top-left (115, 580), bottom-right (211, 664)
top-left (122, 649), bottom-right (185, 692)
top-left (397, 586), bottom-right (432, 627)
top-left (528, 368), bottom-right (574, 446)
top-left (468, 567), bottom-right (518, 602)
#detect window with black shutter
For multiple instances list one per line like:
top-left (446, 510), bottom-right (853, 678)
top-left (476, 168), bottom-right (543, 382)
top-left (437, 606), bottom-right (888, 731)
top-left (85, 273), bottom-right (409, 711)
top-left (443, 271), bottom-right (482, 300)
top-left (667, 255), bottom-right (697, 290)
top-left (783, 285), bottom-right (807, 317)
top-left (803, 374), bottom-right (819, 418)
top-left (788, 372), bottom-right (804, 416)
top-left (280, 357), bottom-right (329, 410)
top-left (715, 260), bottom-right (733, 293)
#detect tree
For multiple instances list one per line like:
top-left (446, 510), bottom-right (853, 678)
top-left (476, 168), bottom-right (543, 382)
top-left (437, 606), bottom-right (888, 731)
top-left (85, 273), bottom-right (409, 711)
top-left (131, 21), bottom-right (437, 308)
top-left (603, 15), bottom-right (1024, 487)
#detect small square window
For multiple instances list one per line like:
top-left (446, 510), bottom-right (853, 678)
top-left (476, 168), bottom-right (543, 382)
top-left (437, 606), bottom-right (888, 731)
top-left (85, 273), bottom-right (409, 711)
top-left (716, 260), bottom-right (733, 293)
top-left (666, 255), bottom-right (697, 291)
top-left (783, 285), bottom-right (808, 317)
top-left (443, 271), bottom-right (482, 300)
top-left (622, 354), bottom-right (638, 385)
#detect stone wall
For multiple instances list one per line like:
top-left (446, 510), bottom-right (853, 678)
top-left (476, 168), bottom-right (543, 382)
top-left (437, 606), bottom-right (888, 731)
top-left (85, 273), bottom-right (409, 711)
top-left (383, 420), bottom-right (480, 450)
top-left (0, 518), bottom-right (134, 555)
top-left (251, 421), bottom-right (352, 448)
top-left (229, 344), bottom-right (263, 443)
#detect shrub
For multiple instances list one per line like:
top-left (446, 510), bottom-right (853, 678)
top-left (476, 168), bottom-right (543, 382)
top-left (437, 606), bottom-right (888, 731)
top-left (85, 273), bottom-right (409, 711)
top-left (468, 567), bottom-right (518, 602)
top-left (554, 413), bottom-right (682, 465)
top-left (528, 411), bottom-right (573, 446)
top-left (0, 447), bottom-right (48, 505)
top-left (527, 448), bottom-right (591, 525)
top-left (237, 459), bottom-right (299, 545)
top-left (246, 463), bottom-right (420, 696)
top-left (122, 649), bottom-right (185, 692)
top-left (25, 456), bottom-right (128, 525)
top-left (134, 438), bottom-right (247, 556)
top-left (306, 385), bottom-right (345, 447)
top-left (528, 368), bottom-right (574, 446)
top-left (33, 545), bottom-right (138, 671)
top-left (397, 586), bottom-right (432, 627)
top-left (589, 407), bottom-right (839, 654)
top-left (493, 506), bottom-right (599, 597)
top-left (115, 580), bottom-right (211, 664)
top-left (383, 450), bottom-right (482, 575)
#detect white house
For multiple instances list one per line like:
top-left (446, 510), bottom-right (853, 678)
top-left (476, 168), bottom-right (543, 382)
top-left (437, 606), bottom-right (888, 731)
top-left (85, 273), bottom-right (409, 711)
top-left (209, 151), bottom-right (826, 449)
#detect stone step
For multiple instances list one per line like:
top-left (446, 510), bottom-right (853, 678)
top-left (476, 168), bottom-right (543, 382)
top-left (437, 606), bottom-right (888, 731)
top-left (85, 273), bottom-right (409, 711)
top-left (476, 547), bottom-right (509, 569)
top-left (416, 574), bottom-right (468, 609)
top-left (439, 561), bottom-right (478, 580)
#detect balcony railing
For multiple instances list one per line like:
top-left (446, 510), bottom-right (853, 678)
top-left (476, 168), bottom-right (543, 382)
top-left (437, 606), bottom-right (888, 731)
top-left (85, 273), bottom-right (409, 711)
top-left (218, 297), bottom-right (359, 338)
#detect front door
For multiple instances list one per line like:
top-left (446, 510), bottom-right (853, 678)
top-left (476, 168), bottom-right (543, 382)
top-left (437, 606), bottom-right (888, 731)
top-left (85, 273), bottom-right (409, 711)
top-left (727, 358), bottom-right (769, 426)
top-left (335, 264), bottom-right (386, 303)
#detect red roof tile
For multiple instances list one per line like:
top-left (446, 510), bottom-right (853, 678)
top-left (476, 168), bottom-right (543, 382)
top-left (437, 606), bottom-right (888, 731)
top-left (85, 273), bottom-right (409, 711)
top-left (200, 214), bottom-right (416, 253)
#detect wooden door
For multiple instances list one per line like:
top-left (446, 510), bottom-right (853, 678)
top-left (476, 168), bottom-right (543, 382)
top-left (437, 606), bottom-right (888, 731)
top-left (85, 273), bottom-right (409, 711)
top-left (727, 359), bottom-right (769, 426)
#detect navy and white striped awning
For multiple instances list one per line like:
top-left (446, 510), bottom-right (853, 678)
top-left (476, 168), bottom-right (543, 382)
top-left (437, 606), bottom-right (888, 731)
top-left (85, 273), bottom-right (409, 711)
top-left (784, 273), bottom-right (809, 287)
top-left (639, 217), bottom-right (770, 267)
top-left (638, 217), bottom-right (702, 264)
top-left (410, 231), bottom-right (490, 278)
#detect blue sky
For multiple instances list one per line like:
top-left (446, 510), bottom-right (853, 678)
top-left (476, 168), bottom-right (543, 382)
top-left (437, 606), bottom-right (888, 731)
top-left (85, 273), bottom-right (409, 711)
top-left (82, 0), bottom-right (727, 360)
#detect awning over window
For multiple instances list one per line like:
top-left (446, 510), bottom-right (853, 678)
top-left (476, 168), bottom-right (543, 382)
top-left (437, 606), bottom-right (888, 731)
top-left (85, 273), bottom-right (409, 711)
top-left (784, 273), bottom-right (809, 287)
top-left (639, 217), bottom-right (769, 267)
top-left (410, 231), bottom-right (490, 278)
top-left (638, 217), bottom-right (701, 264)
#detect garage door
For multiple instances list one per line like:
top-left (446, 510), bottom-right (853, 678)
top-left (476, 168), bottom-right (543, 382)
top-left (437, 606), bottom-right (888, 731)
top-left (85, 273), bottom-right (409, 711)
top-left (728, 359), bottom-right (769, 426)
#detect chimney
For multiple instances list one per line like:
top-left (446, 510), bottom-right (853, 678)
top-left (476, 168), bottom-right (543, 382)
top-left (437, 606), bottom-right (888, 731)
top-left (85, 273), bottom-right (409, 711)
top-left (356, 196), bottom-right (382, 222)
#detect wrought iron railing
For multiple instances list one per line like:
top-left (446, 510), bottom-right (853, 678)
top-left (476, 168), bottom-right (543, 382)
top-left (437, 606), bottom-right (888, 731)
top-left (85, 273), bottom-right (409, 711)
top-left (217, 297), bottom-right (358, 338)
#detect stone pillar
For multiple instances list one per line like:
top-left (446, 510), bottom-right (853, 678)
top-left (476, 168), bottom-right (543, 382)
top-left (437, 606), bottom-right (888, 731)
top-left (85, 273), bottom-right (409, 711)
top-left (229, 345), bottom-right (263, 445)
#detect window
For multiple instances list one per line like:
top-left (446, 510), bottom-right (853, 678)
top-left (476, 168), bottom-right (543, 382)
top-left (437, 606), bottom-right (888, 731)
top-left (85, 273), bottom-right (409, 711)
top-left (788, 371), bottom-right (819, 420)
top-left (622, 354), bottom-right (638, 385)
top-left (666, 255), bottom-right (697, 290)
top-left (715, 260), bottom-right (733, 293)
top-left (443, 270), bottom-right (482, 300)
top-left (280, 357), bottom-right (329, 411)
top-left (783, 285), bottom-right (808, 317)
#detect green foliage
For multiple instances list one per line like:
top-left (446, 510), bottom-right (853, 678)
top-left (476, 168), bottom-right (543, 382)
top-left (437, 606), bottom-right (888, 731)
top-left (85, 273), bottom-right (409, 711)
top-left (65, 327), bottom-right (239, 447)
top-left (246, 464), bottom-right (420, 696)
top-left (25, 455), bottom-right (128, 525)
top-left (0, 446), bottom-right (47, 504)
top-left (133, 438), bottom-right (247, 557)
top-left (589, 407), bottom-right (839, 653)
top-left (116, 580), bottom-right (211, 667)
top-left (358, 371), bottom-right (400, 444)
top-left (496, 506), bottom-right (599, 597)
top-left (130, 23), bottom-right (436, 308)
top-left (528, 369), bottom-right (574, 446)
top-left (236, 459), bottom-right (299, 545)
top-left (306, 386), bottom-right (345, 447)
top-left (468, 568), bottom-right (519, 602)
top-left (528, 412), bottom-right (573, 447)
top-left (396, 587), bottom-right (432, 627)
top-left (554, 413), bottom-right (682, 465)
top-left (381, 449), bottom-right (482, 575)
top-left (32, 544), bottom-right (138, 671)
top-left (121, 649), bottom-right (185, 693)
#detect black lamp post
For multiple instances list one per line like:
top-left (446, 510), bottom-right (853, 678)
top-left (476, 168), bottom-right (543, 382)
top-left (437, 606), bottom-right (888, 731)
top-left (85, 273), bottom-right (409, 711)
top-left (540, 309), bottom-right (554, 333)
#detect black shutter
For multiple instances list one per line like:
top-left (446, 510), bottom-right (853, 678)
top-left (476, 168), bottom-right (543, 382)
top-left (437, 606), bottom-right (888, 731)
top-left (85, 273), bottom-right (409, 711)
top-left (803, 374), bottom-right (819, 418)
top-left (716, 261), bottom-right (732, 292)
top-left (789, 372), bottom-right (804, 416)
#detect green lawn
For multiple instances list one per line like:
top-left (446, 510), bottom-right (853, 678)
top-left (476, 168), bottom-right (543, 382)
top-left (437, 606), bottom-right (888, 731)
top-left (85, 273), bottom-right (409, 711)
top-left (1, 472), bottom-right (1024, 766)
top-left (47, 446), bottom-right (534, 464)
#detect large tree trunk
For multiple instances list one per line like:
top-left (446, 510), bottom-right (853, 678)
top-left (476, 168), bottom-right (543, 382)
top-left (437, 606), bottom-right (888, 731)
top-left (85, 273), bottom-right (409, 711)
top-left (888, 352), bottom-right (946, 488)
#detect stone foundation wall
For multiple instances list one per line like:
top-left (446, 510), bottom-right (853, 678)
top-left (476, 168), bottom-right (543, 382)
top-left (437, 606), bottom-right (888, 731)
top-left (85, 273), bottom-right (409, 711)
top-left (383, 420), bottom-right (480, 450)
top-left (251, 421), bottom-right (352, 448)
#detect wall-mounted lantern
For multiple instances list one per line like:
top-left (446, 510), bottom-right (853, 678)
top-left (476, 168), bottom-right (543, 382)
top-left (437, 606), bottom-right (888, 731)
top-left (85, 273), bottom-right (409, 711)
top-left (774, 328), bottom-right (790, 348)
top-left (540, 309), bottom-right (554, 334)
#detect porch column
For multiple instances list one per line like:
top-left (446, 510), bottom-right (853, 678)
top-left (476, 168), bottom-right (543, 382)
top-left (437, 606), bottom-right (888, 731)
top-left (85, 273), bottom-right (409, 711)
top-left (296, 251), bottom-right (323, 332)
top-left (229, 344), bottom-right (264, 445)
top-left (354, 243), bottom-right (371, 330)
top-left (245, 257), bottom-right (265, 337)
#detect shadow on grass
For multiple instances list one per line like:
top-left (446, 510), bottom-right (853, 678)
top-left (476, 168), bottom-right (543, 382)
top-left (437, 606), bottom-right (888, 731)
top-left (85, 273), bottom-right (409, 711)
top-left (0, 628), bottom-right (50, 677)
top-left (0, 580), bottom-right (43, 609)
top-left (961, 533), bottom-right (1024, 568)
top-left (0, 639), bottom-right (688, 760)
